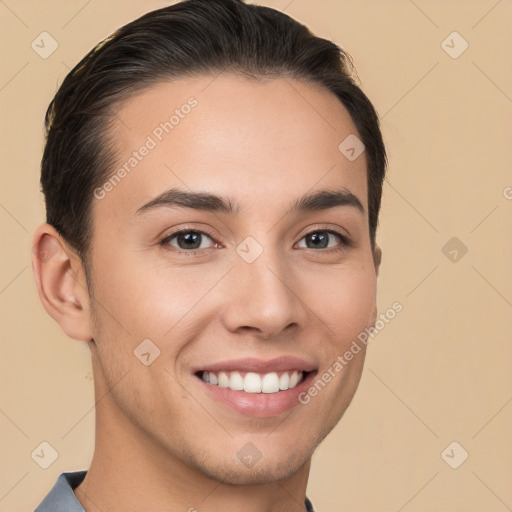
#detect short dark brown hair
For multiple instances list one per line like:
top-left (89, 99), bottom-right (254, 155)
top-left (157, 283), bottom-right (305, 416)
top-left (41, 0), bottom-right (387, 279)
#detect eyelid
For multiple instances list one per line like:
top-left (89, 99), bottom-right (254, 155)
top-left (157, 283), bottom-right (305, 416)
top-left (159, 225), bottom-right (220, 255)
top-left (294, 224), bottom-right (352, 252)
top-left (297, 223), bottom-right (352, 243)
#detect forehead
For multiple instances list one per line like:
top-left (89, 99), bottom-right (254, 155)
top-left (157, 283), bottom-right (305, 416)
top-left (97, 74), bottom-right (368, 221)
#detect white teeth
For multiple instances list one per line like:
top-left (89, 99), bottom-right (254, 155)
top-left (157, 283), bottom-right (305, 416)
top-left (202, 370), bottom-right (304, 394)
top-left (218, 371), bottom-right (229, 388)
top-left (244, 372), bottom-right (261, 393)
top-left (279, 372), bottom-right (289, 390)
top-left (289, 370), bottom-right (299, 388)
top-left (229, 371), bottom-right (244, 391)
top-left (261, 372), bottom-right (280, 393)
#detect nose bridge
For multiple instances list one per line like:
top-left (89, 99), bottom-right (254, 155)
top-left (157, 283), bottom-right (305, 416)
top-left (221, 235), bottom-right (302, 337)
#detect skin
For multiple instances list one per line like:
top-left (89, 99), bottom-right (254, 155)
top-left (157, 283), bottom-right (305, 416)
top-left (32, 74), bottom-right (381, 512)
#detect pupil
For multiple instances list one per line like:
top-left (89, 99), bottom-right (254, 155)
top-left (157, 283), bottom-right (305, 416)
top-left (309, 232), bottom-right (327, 249)
top-left (179, 232), bottom-right (201, 249)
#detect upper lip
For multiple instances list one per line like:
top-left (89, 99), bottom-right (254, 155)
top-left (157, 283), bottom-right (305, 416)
top-left (193, 356), bottom-right (317, 374)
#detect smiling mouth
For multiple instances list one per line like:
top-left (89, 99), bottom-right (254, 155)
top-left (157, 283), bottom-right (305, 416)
top-left (195, 370), bottom-right (312, 394)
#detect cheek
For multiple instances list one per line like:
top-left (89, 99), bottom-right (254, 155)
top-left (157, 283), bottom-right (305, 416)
top-left (310, 265), bottom-right (377, 338)
top-left (88, 253), bottom-right (229, 378)
top-left (91, 238), bottom-right (376, 350)
top-left (89, 252), bottom-right (185, 336)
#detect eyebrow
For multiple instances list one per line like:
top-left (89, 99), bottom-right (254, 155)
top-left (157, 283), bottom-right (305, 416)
top-left (135, 187), bottom-right (365, 217)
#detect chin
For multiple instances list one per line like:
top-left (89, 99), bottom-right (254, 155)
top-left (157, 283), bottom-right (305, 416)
top-left (187, 444), bottom-right (313, 486)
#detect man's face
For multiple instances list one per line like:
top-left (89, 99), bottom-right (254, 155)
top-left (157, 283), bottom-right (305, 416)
top-left (86, 74), bottom-right (379, 484)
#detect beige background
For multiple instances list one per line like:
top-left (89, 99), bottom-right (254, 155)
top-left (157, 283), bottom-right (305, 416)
top-left (1, 0), bottom-right (511, 510)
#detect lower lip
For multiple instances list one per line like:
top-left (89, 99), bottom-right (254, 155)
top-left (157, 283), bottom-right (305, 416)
top-left (196, 372), bottom-right (316, 418)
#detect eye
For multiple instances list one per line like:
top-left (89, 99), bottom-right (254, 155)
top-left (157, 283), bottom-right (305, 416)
top-left (296, 229), bottom-right (350, 251)
top-left (160, 229), bottom-right (218, 254)
top-left (159, 226), bottom-right (351, 256)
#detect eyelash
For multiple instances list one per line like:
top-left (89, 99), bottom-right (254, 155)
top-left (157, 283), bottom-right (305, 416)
top-left (158, 225), bottom-right (352, 257)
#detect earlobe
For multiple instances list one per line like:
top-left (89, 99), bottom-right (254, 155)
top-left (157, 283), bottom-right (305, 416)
top-left (31, 223), bottom-right (93, 341)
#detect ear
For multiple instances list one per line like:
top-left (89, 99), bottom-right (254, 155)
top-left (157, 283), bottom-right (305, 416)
top-left (31, 223), bottom-right (94, 341)
top-left (373, 244), bottom-right (382, 277)
top-left (368, 244), bottom-right (382, 326)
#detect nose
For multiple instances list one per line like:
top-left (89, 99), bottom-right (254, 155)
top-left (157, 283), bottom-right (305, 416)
top-left (219, 245), bottom-right (306, 340)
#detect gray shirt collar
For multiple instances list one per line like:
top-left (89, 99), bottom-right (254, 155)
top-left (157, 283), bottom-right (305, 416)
top-left (35, 470), bottom-right (315, 511)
